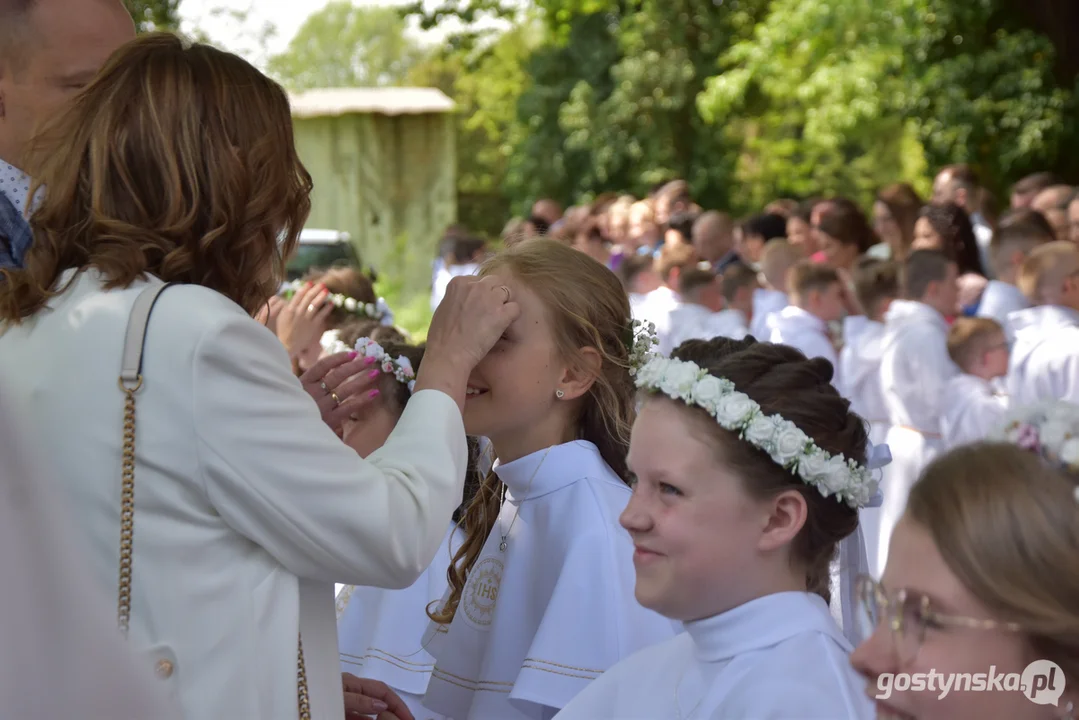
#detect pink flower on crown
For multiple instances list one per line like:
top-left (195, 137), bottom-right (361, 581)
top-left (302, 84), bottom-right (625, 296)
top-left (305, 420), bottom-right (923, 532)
top-left (1015, 423), bottom-right (1041, 452)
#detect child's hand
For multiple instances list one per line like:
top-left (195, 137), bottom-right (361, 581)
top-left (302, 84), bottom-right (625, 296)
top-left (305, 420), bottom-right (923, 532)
top-left (276, 282), bottom-right (333, 358)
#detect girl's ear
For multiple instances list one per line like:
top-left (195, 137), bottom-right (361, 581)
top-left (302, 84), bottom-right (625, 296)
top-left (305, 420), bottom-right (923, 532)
top-left (756, 488), bottom-right (808, 553)
top-left (557, 347), bottom-right (602, 401)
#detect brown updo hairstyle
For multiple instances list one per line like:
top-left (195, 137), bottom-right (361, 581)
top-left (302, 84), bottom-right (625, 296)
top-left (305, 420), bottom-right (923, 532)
top-left (907, 444), bottom-right (1079, 683)
top-left (316, 267), bottom-right (378, 329)
top-left (0, 33), bottom-right (312, 322)
top-left (429, 238), bottom-right (637, 624)
top-left (665, 337), bottom-right (867, 604)
top-left (338, 319), bottom-right (407, 349)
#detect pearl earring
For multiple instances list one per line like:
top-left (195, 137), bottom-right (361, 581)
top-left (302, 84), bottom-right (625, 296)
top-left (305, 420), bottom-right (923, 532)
top-left (555, 389), bottom-right (565, 399)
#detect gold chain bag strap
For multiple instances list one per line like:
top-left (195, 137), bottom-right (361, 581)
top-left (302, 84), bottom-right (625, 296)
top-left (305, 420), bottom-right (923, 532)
top-left (117, 283), bottom-right (311, 720)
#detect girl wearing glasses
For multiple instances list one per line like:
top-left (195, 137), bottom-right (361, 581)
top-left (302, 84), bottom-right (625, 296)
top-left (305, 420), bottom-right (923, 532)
top-left (852, 401), bottom-right (1079, 719)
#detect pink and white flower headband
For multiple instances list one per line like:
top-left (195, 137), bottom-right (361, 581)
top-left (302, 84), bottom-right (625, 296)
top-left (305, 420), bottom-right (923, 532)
top-left (634, 355), bottom-right (880, 509)
top-left (320, 333), bottom-right (417, 393)
top-left (994, 401), bottom-right (1079, 502)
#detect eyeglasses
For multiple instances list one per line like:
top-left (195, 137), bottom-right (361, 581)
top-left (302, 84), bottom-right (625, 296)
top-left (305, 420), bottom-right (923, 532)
top-left (855, 575), bottom-right (1023, 664)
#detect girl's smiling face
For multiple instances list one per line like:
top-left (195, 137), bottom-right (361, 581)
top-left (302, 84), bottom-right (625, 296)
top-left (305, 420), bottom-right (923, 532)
top-left (621, 398), bottom-right (775, 622)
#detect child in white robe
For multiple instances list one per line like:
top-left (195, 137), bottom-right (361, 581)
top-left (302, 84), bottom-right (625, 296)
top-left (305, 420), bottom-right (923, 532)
top-left (667, 266), bottom-right (726, 349)
top-left (618, 254), bottom-right (661, 321)
top-left (669, 265), bottom-right (755, 348)
top-left (432, 234), bottom-right (486, 311)
top-left (333, 342), bottom-right (472, 720)
top-left (555, 338), bottom-right (875, 720)
top-left (713, 263), bottom-right (757, 340)
top-left (976, 210), bottom-right (1053, 330)
top-left (769, 261), bottom-right (845, 376)
top-left (878, 250), bottom-right (960, 574)
top-left (840, 259), bottom-right (899, 447)
top-left (748, 238), bottom-right (798, 340)
top-left (421, 240), bottom-right (678, 720)
top-left (1007, 241), bottom-right (1079, 405)
top-left (637, 242), bottom-right (698, 356)
top-left (940, 318), bottom-right (1010, 448)
top-left (839, 259), bottom-right (899, 578)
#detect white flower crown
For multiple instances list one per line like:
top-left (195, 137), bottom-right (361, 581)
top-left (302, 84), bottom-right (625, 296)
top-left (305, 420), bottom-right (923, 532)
top-left (634, 355), bottom-right (878, 509)
top-left (627, 319), bottom-right (660, 374)
top-left (281, 280), bottom-right (393, 324)
top-left (993, 401), bottom-right (1079, 503)
top-left (354, 337), bottom-right (417, 393)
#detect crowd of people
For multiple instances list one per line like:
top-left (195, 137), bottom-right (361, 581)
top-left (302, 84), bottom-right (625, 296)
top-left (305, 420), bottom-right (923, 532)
top-left (1, 3), bottom-right (1078, 720)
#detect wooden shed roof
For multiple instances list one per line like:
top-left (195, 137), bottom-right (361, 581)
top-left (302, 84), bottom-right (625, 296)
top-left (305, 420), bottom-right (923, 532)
top-left (289, 88), bottom-right (455, 118)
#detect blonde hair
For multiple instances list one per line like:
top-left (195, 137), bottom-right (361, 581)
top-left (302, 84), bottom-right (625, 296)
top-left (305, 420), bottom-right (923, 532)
top-left (429, 239), bottom-right (636, 624)
top-left (0, 33), bottom-right (311, 321)
top-left (946, 317), bottom-right (1005, 371)
top-left (909, 445), bottom-right (1079, 683)
top-left (788, 261), bottom-right (840, 300)
top-left (759, 239), bottom-right (802, 289)
top-left (1018, 241), bottom-right (1079, 305)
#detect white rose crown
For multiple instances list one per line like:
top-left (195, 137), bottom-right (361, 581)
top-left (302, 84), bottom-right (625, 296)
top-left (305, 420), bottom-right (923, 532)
top-left (321, 332), bottom-right (417, 393)
top-left (634, 355), bottom-right (879, 509)
top-left (281, 280), bottom-right (394, 324)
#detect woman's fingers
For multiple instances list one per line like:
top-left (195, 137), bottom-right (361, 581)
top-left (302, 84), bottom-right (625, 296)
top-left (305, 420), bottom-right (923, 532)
top-left (299, 350), bottom-right (357, 387)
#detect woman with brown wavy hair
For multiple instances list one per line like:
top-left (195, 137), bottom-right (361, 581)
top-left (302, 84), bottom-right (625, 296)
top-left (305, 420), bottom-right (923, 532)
top-left (0, 33), bottom-right (518, 720)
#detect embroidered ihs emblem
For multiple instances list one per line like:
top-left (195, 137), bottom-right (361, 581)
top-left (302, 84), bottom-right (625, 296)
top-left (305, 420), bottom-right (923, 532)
top-left (462, 556), bottom-right (503, 629)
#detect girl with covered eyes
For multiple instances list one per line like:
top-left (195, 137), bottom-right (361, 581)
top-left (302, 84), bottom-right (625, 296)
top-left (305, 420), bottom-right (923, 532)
top-left (556, 337), bottom-right (877, 720)
top-left (418, 239), bottom-right (677, 720)
top-left (852, 401), bottom-right (1079, 720)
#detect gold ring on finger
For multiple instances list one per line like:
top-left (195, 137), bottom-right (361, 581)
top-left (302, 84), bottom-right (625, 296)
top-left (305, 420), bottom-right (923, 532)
top-left (330, 391), bottom-right (342, 406)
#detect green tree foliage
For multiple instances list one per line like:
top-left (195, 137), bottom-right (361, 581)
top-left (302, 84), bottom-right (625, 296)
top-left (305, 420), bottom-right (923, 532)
top-left (411, 0), bottom-right (1076, 218)
top-left (504, 0), bottom-right (770, 213)
top-left (408, 24), bottom-right (539, 235)
top-left (698, 0), bottom-right (1076, 211)
top-left (125, 0), bottom-right (182, 31)
top-left (267, 2), bottom-right (426, 90)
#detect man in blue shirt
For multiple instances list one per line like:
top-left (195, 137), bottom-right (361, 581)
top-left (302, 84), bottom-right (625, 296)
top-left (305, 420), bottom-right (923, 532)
top-left (0, 0), bottom-right (134, 269)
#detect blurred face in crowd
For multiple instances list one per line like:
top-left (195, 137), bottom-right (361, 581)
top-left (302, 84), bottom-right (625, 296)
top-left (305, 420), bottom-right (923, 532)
top-left (873, 201), bottom-right (902, 255)
top-left (805, 282), bottom-right (845, 323)
top-left (786, 215), bottom-right (812, 252)
top-left (0, 0), bottom-right (134, 167)
top-left (1069, 197), bottom-right (1079, 245)
top-left (926, 262), bottom-right (960, 317)
top-left (932, 171), bottom-right (969, 209)
top-left (628, 203), bottom-right (656, 246)
top-left (912, 217), bottom-right (943, 252)
top-left (820, 233), bottom-right (859, 271)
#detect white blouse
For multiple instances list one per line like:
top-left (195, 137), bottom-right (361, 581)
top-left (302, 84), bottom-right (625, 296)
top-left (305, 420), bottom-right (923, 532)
top-left (555, 592), bottom-right (874, 720)
top-left (421, 441), bottom-right (679, 719)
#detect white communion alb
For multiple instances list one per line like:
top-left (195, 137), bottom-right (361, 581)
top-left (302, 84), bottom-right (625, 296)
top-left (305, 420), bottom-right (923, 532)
top-left (553, 592), bottom-right (874, 720)
top-left (337, 524), bottom-right (464, 720)
top-left (667, 304), bottom-right (749, 350)
top-left (768, 305), bottom-right (838, 378)
top-left (749, 287), bottom-right (788, 341)
top-left (977, 279), bottom-right (1028, 331)
top-left (1007, 305), bottom-right (1079, 406)
top-left (940, 374), bottom-right (1009, 449)
top-left (877, 300), bottom-right (958, 573)
top-left (420, 440), bottom-right (679, 720)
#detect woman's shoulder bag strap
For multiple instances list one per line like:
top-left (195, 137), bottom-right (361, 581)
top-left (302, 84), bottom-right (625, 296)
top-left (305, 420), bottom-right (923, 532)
top-left (116, 282), bottom-right (173, 635)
